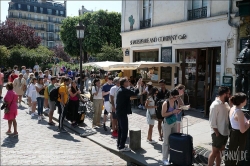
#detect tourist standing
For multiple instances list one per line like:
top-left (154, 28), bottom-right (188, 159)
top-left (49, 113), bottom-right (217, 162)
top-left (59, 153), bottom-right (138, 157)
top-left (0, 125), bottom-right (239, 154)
top-left (57, 77), bottom-right (70, 132)
top-left (36, 77), bottom-right (45, 121)
top-left (92, 78), bottom-right (103, 128)
top-left (145, 87), bottom-right (158, 144)
top-left (3, 82), bottom-right (18, 136)
top-left (13, 73), bottom-right (26, 107)
top-left (161, 89), bottom-right (181, 165)
top-left (116, 78), bottom-right (140, 152)
top-left (47, 76), bottom-right (57, 125)
top-left (225, 92), bottom-right (249, 166)
top-left (102, 76), bottom-right (114, 131)
top-left (156, 79), bottom-right (169, 141)
top-left (33, 62), bottom-right (39, 72)
top-left (8, 70), bottom-right (18, 82)
top-left (110, 77), bottom-right (120, 137)
top-left (28, 78), bottom-right (38, 116)
top-left (208, 86), bottom-right (231, 166)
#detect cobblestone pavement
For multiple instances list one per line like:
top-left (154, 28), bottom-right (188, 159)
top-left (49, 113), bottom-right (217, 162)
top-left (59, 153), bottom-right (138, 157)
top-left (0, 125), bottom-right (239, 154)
top-left (0, 89), bottom-right (126, 165)
top-left (84, 101), bottom-right (209, 148)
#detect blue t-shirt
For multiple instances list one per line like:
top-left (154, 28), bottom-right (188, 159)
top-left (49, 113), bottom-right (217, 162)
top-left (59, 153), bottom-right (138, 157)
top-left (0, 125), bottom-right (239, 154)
top-left (102, 83), bottom-right (114, 101)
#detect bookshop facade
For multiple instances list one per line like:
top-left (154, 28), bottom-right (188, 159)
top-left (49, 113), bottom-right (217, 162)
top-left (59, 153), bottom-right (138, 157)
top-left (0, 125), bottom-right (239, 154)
top-left (121, 15), bottom-right (239, 112)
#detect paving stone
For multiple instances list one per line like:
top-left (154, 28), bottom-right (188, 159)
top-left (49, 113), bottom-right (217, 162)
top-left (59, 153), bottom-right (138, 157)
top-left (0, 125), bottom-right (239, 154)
top-left (0, 88), bottom-right (126, 165)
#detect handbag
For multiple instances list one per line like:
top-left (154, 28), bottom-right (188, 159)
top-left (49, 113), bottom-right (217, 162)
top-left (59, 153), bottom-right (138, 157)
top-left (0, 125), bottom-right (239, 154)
top-left (165, 100), bottom-right (177, 125)
top-left (165, 114), bottom-right (177, 125)
top-left (39, 89), bottom-right (45, 95)
top-left (1, 94), bottom-right (15, 114)
top-left (147, 97), bottom-right (157, 120)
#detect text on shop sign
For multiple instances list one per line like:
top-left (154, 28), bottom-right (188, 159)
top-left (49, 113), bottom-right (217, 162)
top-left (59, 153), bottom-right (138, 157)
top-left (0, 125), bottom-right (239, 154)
top-left (130, 34), bottom-right (187, 45)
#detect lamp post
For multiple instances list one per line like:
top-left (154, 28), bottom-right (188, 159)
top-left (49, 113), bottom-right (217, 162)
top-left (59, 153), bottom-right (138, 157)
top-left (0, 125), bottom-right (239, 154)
top-left (76, 21), bottom-right (85, 93)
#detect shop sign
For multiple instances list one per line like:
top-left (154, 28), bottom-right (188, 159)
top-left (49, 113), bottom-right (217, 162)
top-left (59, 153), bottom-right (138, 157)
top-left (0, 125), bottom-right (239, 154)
top-left (130, 34), bottom-right (187, 45)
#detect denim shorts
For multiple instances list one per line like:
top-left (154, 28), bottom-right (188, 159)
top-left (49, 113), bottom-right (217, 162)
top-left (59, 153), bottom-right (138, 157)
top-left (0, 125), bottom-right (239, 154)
top-left (176, 113), bottom-right (182, 122)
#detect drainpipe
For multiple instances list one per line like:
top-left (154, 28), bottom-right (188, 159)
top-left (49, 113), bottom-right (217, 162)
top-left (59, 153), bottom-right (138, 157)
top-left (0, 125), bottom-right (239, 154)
top-left (228, 0), bottom-right (239, 94)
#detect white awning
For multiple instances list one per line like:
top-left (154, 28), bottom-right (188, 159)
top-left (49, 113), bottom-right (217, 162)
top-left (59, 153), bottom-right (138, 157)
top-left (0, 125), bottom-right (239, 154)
top-left (82, 61), bottom-right (180, 71)
top-left (108, 61), bottom-right (180, 71)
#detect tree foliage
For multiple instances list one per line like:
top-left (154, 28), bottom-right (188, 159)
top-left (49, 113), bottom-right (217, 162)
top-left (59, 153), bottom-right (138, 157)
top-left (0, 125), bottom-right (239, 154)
top-left (60, 10), bottom-right (121, 56)
top-left (51, 45), bottom-right (71, 62)
top-left (96, 43), bottom-right (123, 61)
top-left (0, 20), bottom-right (41, 49)
top-left (0, 45), bottom-right (53, 68)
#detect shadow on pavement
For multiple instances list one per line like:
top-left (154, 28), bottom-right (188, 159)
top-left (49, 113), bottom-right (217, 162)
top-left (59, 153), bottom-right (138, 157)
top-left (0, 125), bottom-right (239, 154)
top-left (1, 136), bottom-right (19, 148)
top-left (53, 132), bottom-right (81, 142)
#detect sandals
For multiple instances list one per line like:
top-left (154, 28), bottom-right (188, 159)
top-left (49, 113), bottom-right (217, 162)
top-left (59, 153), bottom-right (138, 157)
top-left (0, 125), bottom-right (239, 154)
top-left (6, 131), bottom-right (12, 135)
top-left (48, 122), bottom-right (56, 126)
top-left (159, 137), bottom-right (163, 141)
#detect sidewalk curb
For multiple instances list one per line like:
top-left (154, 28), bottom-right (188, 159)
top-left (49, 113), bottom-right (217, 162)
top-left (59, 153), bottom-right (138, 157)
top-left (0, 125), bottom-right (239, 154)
top-left (42, 111), bottom-right (146, 166)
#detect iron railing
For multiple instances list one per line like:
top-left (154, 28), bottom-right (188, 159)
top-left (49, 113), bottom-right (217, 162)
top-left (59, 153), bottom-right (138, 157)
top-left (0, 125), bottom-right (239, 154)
top-left (188, 6), bottom-right (207, 20)
top-left (140, 18), bottom-right (151, 29)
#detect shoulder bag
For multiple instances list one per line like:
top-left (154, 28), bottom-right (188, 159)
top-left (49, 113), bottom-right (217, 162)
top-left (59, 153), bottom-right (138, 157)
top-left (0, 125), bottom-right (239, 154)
top-left (147, 97), bottom-right (157, 120)
top-left (165, 100), bottom-right (177, 125)
top-left (1, 94), bottom-right (15, 114)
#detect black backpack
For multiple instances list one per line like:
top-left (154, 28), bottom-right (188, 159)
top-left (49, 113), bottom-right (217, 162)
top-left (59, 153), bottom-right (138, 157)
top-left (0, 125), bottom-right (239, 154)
top-left (49, 87), bottom-right (60, 102)
top-left (156, 99), bottom-right (165, 119)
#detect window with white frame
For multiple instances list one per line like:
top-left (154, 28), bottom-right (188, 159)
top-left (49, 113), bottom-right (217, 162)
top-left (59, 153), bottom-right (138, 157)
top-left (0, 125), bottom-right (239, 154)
top-left (40, 7), bottom-right (43, 13)
top-left (143, 0), bottom-right (152, 20)
top-left (60, 11), bottom-right (64, 15)
top-left (35, 15), bottom-right (37, 20)
top-left (56, 10), bottom-right (59, 15)
top-left (192, 0), bottom-right (208, 9)
top-left (41, 16), bottom-right (43, 21)
top-left (34, 6), bottom-right (37, 12)
top-left (28, 13), bottom-right (31, 19)
top-left (18, 4), bottom-right (21, 9)
top-left (27, 5), bottom-right (30, 11)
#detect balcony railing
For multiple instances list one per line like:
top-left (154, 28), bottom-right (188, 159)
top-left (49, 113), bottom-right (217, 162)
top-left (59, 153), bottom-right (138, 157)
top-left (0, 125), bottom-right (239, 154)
top-left (188, 6), bottom-right (207, 20)
top-left (47, 37), bottom-right (55, 41)
top-left (33, 27), bottom-right (45, 31)
top-left (40, 37), bottom-right (46, 40)
top-left (46, 29), bottom-right (55, 32)
top-left (55, 29), bottom-right (60, 32)
top-left (140, 19), bottom-right (151, 29)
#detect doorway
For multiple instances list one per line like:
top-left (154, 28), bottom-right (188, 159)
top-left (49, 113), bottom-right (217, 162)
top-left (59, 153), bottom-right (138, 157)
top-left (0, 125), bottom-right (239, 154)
top-left (177, 47), bottom-right (221, 115)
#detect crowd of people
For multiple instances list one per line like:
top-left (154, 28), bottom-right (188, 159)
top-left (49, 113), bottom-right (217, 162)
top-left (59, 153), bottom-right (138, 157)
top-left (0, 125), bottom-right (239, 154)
top-left (1, 63), bottom-right (249, 165)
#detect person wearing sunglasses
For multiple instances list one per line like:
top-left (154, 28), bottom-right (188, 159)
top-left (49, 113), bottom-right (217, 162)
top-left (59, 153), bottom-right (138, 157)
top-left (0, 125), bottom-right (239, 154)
top-left (161, 89), bottom-right (181, 165)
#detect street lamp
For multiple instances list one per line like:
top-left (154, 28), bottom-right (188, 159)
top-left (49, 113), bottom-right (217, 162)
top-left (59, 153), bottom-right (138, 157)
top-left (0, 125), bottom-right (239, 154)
top-left (76, 21), bottom-right (85, 93)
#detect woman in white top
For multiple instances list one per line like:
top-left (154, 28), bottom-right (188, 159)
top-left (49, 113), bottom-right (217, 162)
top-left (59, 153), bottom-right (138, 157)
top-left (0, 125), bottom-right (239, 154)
top-left (13, 73), bottom-right (27, 106)
top-left (91, 78), bottom-right (103, 128)
top-left (226, 92), bottom-right (249, 166)
top-left (28, 77), bottom-right (38, 117)
top-left (35, 77), bottom-right (45, 121)
top-left (145, 87), bottom-right (158, 144)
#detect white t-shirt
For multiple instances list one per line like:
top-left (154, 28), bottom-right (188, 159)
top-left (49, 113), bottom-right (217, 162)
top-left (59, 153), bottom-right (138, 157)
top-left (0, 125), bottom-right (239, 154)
top-left (92, 86), bottom-right (102, 99)
top-left (34, 65), bottom-right (39, 71)
top-left (35, 83), bottom-right (44, 98)
top-left (110, 85), bottom-right (120, 108)
top-left (28, 84), bottom-right (36, 98)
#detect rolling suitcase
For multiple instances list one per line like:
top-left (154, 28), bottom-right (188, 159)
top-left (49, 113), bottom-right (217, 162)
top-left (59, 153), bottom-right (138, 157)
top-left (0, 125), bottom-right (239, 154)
top-left (169, 117), bottom-right (193, 166)
top-left (76, 101), bottom-right (87, 124)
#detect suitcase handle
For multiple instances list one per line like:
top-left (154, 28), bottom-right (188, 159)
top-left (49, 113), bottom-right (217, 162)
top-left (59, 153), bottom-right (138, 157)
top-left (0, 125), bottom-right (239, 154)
top-left (182, 117), bottom-right (188, 135)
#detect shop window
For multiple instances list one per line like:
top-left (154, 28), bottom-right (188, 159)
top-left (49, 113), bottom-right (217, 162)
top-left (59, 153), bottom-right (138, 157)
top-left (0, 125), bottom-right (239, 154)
top-left (140, 0), bottom-right (152, 29)
top-left (133, 51), bottom-right (158, 62)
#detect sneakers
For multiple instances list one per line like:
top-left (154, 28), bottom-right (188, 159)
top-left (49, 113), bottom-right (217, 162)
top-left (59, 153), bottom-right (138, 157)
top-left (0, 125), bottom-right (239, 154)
top-left (112, 130), bottom-right (118, 137)
top-left (38, 116), bottom-right (41, 121)
top-left (147, 140), bottom-right (157, 144)
top-left (163, 160), bottom-right (170, 165)
top-left (138, 104), bottom-right (142, 109)
top-left (119, 147), bottom-right (131, 152)
top-left (41, 115), bottom-right (45, 119)
top-left (31, 113), bottom-right (35, 117)
top-left (103, 124), bottom-right (107, 131)
top-left (34, 112), bottom-right (38, 115)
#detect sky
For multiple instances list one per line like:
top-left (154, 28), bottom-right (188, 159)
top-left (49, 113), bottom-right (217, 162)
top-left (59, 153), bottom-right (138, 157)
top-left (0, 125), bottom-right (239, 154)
top-left (0, 0), bottom-right (122, 22)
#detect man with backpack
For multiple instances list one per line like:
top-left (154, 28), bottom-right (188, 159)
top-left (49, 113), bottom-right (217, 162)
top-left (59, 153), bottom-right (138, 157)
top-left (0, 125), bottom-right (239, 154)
top-left (156, 79), bottom-right (170, 141)
top-left (48, 76), bottom-right (57, 125)
top-left (56, 77), bottom-right (70, 132)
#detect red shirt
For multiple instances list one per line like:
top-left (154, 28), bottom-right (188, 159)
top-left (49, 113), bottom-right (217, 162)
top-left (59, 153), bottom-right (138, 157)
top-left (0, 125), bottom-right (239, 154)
top-left (8, 74), bottom-right (18, 82)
